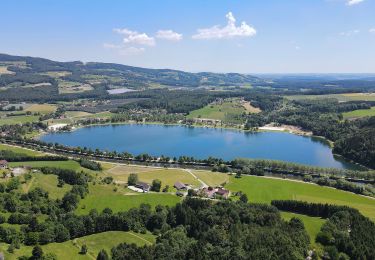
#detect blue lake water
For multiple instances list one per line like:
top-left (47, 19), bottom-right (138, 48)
top-left (40, 124), bottom-right (357, 169)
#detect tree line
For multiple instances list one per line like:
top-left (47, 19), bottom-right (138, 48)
top-left (271, 200), bottom-right (375, 260)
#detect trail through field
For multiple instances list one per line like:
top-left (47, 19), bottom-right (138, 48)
top-left (23, 177), bottom-right (35, 193)
top-left (128, 232), bottom-right (154, 245)
top-left (183, 169), bottom-right (208, 188)
top-left (72, 239), bottom-right (96, 260)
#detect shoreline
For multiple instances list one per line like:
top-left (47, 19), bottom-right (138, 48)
top-left (36, 121), bottom-right (369, 171)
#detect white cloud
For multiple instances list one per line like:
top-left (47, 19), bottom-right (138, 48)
top-left (114, 28), bottom-right (155, 46)
top-left (192, 12), bottom-right (256, 40)
top-left (370, 28), bottom-right (375, 33)
top-left (156, 30), bottom-right (183, 41)
top-left (339, 29), bottom-right (360, 36)
top-left (346, 0), bottom-right (364, 5)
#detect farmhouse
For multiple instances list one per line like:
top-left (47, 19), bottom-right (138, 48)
top-left (174, 181), bottom-right (187, 190)
top-left (0, 160), bottom-right (8, 169)
top-left (200, 187), bottom-right (230, 199)
top-left (215, 188), bottom-right (230, 199)
top-left (135, 182), bottom-right (150, 193)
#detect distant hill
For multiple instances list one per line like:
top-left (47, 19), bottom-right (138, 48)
top-left (0, 53), bottom-right (261, 91)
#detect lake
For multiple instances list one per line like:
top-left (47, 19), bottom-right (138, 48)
top-left (40, 124), bottom-right (357, 169)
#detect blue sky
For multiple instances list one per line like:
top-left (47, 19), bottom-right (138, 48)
top-left (1, 0), bottom-right (374, 73)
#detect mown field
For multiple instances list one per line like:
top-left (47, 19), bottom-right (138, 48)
top-left (342, 106), bottom-right (375, 119)
top-left (25, 104), bottom-right (57, 113)
top-left (76, 183), bottom-right (181, 215)
top-left (225, 175), bottom-right (375, 221)
top-left (0, 231), bottom-right (154, 260)
top-left (285, 93), bottom-right (375, 102)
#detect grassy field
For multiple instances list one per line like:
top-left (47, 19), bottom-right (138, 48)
top-left (192, 170), bottom-right (230, 187)
top-left (285, 93), bottom-right (375, 102)
top-left (9, 160), bottom-right (82, 171)
top-left (65, 111), bottom-right (93, 118)
top-left (76, 183), bottom-right (181, 215)
top-left (342, 106), bottom-right (375, 119)
top-left (58, 80), bottom-right (93, 94)
top-left (41, 71), bottom-right (72, 78)
top-left (20, 173), bottom-right (72, 199)
top-left (187, 99), bottom-right (247, 123)
top-left (0, 231), bottom-right (154, 260)
top-left (0, 144), bottom-right (44, 156)
top-left (226, 175), bottom-right (375, 221)
top-left (25, 104), bottom-right (57, 113)
top-left (0, 115), bottom-right (39, 125)
top-left (281, 212), bottom-right (325, 248)
top-left (105, 166), bottom-right (201, 188)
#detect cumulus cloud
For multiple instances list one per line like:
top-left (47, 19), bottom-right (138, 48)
top-left (156, 30), bottom-right (183, 41)
top-left (346, 0), bottom-right (364, 5)
top-left (370, 28), bottom-right (375, 33)
top-left (114, 28), bottom-right (155, 46)
top-left (192, 12), bottom-right (256, 40)
top-left (339, 29), bottom-right (360, 36)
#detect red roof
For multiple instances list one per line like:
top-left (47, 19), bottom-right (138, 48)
top-left (216, 188), bottom-right (229, 196)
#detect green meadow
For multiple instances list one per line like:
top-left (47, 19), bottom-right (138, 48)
top-left (280, 212), bottom-right (325, 248)
top-left (342, 106), bottom-right (375, 119)
top-left (187, 99), bottom-right (247, 123)
top-left (0, 231), bottom-right (154, 260)
top-left (225, 175), bottom-right (375, 221)
top-left (0, 115), bottom-right (39, 126)
top-left (9, 160), bottom-right (81, 171)
top-left (0, 144), bottom-right (44, 156)
top-left (20, 173), bottom-right (72, 199)
top-left (76, 184), bottom-right (181, 215)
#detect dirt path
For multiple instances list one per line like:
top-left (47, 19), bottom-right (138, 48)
top-left (23, 176), bottom-right (35, 193)
top-left (183, 169), bottom-right (208, 188)
top-left (128, 232), bottom-right (153, 245)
